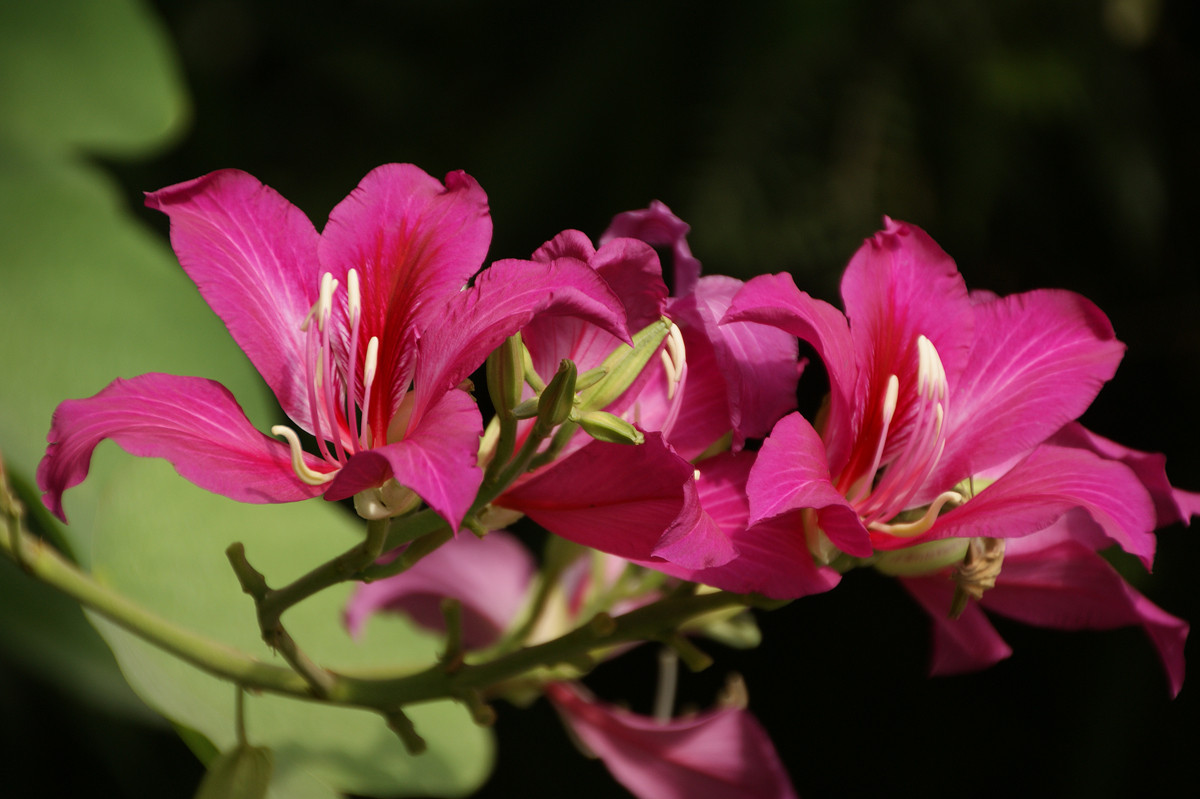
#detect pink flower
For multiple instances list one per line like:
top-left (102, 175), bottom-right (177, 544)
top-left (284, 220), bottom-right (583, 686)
top-left (345, 530), bottom-right (798, 799)
top-left (729, 218), bottom-right (1164, 570)
top-left (38, 165), bottom-right (627, 528)
top-left (497, 204), bottom-right (806, 577)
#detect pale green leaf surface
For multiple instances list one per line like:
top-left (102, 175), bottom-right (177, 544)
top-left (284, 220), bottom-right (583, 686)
top-left (0, 0), bottom-right (188, 155)
top-left (88, 456), bottom-right (494, 797)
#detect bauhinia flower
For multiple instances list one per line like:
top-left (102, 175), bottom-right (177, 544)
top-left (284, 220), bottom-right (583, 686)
top-left (728, 218), bottom-right (1188, 601)
top-left (494, 203), bottom-right (802, 575)
top-left (38, 165), bottom-right (627, 528)
top-left (345, 531), bottom-right (798, 799)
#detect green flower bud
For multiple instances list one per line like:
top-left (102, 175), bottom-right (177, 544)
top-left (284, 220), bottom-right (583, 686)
top-left (537, 359), bottom-right (578, 430)
top-left (577, 318), bottom-right (671, 412)
top-left (576, 410), bottom-right (644, 445)
top-left (486, 333), bottom-right (526, 416)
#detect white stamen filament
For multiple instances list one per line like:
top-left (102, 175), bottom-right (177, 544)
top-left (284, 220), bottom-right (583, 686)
top-left (271, 425), bottom-right (335, 485)
top-left (359, 336), bottom-right (380, 448)
top-left (868, 490), bottom-right (964, 537)
top-left (854, 335), bottom-right (953, 528)
top-left (846, 374), bottom-right (898, 505)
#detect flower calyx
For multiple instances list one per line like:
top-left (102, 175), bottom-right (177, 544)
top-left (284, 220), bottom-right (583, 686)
top-left (948, 537), bottom-right (1006, 619)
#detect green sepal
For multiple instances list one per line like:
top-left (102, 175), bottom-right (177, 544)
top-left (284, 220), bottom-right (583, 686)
top-left (486, 334), bottom-right (526, 417)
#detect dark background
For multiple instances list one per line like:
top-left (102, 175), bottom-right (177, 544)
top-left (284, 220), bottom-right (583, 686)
top-left (9, 1), bottom-right (1200, 796)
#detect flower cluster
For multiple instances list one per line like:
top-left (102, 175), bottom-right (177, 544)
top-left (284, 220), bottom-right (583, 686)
top-left (37, 165), bottom-right (1196, 798)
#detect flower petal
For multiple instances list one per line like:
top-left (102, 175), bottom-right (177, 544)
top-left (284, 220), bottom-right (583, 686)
top-left (747, 413), bottom-right (873, 557)
top-left (326, 388), bottom-right (483, 529)
top-left (319, 165), bottom-right (492, 431)
top-left (546, 682), bottom-right (798, 799)
top-left (901, 574), bottom-right (1014, 675)
top-left (410, 256), bottom-right (629, 427)
top-left (38, 373), bottom-right (324, 522)
top-left (683, 276), bottom-right (799, 449)
top-left (931, 289), bottom-right (1125, 489)
top-left (498, 433), bottom-right (729, 569)
top-left (892, 444), bottom-right (1158, 568)
top-left (145, 170), bottom-right (322, 427)
top-left (1051, 422), bottom-right (1199, 529)
top-left (600, 200), bottom-right (703, 297)
top-left (981, 533), bottom-right (1188, 697)
top-left (646, 452), bottom-right (841, 599)
top-left (345, 531), bottom-right (535, 650)
top-left (725, 272), bottom-right (859, 471)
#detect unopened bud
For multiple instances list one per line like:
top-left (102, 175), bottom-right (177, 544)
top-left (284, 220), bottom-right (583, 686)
top-left (536, 359), bottom-right (578, 430)
top-left (577, 318), bottom-right (671, 412)
top-left (486, 334), bottom-right (526, 416)
top-left (576, 411), bottom-right (644, 445)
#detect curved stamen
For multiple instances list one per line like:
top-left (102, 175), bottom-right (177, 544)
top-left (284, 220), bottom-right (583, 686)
top-left (846, 374), bottom-right (899, 505)
top-left (359, 336), bottom-right (380, 449)
top-left (271, 425), bottom-right (336, 485)
top-left (868, 490), bottom-right (963, 537)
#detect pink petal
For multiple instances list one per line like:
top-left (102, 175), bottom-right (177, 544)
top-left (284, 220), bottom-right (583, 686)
top-left (724, 273), bottom-right (859, 472)
top-left (747, 413), bottom-right (873, 558)
top-left (145, 170), bottom-right (322, 428)
top-left (546, 682), bottom-right (798, 799)
top-left (344, 531), bottom-right (535, 650)
top-left (984, 534), bottom-right (1187, 697)
top-left (901, 575), bottom-right (1014, 675)
top-left (326, 388), bottom-right (483, 529)
top-left (38, 374), bottom-right (324, 522)
top-left (646, 452), bottom-right (841, 599)
top-left (838, 219), bottom-right (975, 474)
top-left (411, 256), bottom-right (629, 427)
top-left (498, 433), bottom-right (730, 569)
top-left (1051, 422), bottom-right (1199, 529)
top-left (895, 444), bottom-right (1159, 568)
top-left (600, 200), bottom-right (703, 297)
top-left (318, 165), bottom-right (492, 433)
top-left (931, 289), bottom-right (1125, 489)
top-left (684, 276), bottom-right (799, 449)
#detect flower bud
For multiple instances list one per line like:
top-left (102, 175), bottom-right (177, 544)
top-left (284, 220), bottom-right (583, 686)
top-left (576, 411), bottom-right (644, 445)
top-left (577, 318), bottom-right (671, 412)
top-left (537, 359), bottom-right (578, 431)
top-left (486, 333), bottom-right (526, 417)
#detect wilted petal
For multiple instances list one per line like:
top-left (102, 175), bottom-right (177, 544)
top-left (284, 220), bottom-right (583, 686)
top-left (897, 445), bottom-right (1158, 568)
top-left (498, 433), bottom-right (730, 569)
top-left (747, 413), bottom-right (872, 557)
top-left (327, 388), bottom-right (483, 529)
top-left (932, 290), bottom-right (1125, 489)
top-left (901, 575), bottom-right (1014, 675)
top-left (38, 374), bottom-right (323, 522)
top-left (546, 682), bottom-right (798, 799)
top-left (345, 531), bottom-right (535, 650)
top-left (145, 170), bottom-right (322, 427)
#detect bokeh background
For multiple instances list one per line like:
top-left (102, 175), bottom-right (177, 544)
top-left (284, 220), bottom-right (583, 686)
top-left (2, 0), bottom-right (1198, 796)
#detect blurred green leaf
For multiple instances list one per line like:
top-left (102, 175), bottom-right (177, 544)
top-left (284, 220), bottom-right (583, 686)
top-left (0, 0), bottom-right (188, 155)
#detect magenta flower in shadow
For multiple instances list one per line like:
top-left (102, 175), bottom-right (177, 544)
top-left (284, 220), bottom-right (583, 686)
top-left (38, 165), bottom-right (627, 528)
top-left (345, 530), bottom-right (799, 799)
